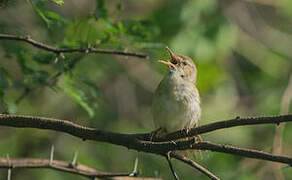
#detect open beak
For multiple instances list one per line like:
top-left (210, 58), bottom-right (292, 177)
top-left (166, 46), bottom-right (178, 64)
top-left (158, 60), bottom-right (175, 68)
top-left (158, 46), bottom-right (178, 68)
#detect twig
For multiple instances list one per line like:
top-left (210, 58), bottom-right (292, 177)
top-left (15, 88), bottom-right (31, 105)
top-left (162, 115), bottom-right (292, 141)
top-left (0, 114), bottom-right (292, 155)
top-left (171, 152), bottom-right (220, 180)
top-left (0, 157), bottom-right (143, 179)
top-left (192, 141), bottom-right (292, 165)
top-left (166, 152), bottom-right (179, 180)
top-left (0, 33), bottom-right (148, 58)
top-left (15, 55), bottom-right (83, 105)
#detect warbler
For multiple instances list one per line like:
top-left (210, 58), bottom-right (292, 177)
top-left (152, 47), bottom-right (201, 136)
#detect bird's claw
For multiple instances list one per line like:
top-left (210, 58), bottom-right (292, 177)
top-left (171, 140), bottom-right (177, 145)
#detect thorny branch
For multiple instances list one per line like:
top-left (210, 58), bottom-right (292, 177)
top-left (0, 157), bottom-right (139, 179)
top-left (0, 114), bottom-right (292, 179)
top-left (191, 141), bottom-right (292, 165)
top-left (171, 152), bottom-right (220, 180)
top-left (0, 33), bottom-right (148, 58)
top-left (0, 33), bottom-right (147, 107)
top-left (161, 115), bottom-right (292, 141)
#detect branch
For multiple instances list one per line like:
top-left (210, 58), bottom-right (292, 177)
top-left (161, 115), bottom-right (292, 141)
top-left (166, 152), bottom-right (179, 180)
top-left (0, 33), bottom-right (148, 58)
top-left (0, 157), bottom-right (139, 179)
top-left (1, 114), bottom-right (292, 154)
top-left (1, 114), bottom-right (292, 180)
top-left (1, 114), bottom-right (292, 152)
top-left (192, 141), bottom-right (292, 166)
top-left (171, 152), bottom-right (220, 180)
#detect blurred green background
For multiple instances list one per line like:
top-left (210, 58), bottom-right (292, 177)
top-left (0, 0), bottom-right (292, 179)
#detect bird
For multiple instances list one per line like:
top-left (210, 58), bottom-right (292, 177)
top-left (152, 47), bottom-right (201, 138)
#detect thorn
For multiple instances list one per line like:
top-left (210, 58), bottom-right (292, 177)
top-left (50, 145), bottom-right (54, 165)
top-left (86, 44), bottom-right (91, 53)
top-left (71, 151), bottom-right (78, 167)
top-left (7, 154), bottom-right (11, 180)
top-left (7, 169), bottom-right (11, 180)
top-left (54, 57), bottom-right (59, 63)
top-left (129, 157), bottom-right (139, 176)
top-left (171, 140), bottom-right (177, 146)
top-left (6, 154), bottom-right (11, 167)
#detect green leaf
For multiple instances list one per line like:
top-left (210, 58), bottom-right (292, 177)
top-left (43, 11), bottom-right (64, 22)
top-left (64, 75), bottom-right (96, 117)
top-left (77, 76), bottom-right (101, 101)
top-left (51, 0), bottom-right (64, 5)
top-left (30, 0), bottom-right (51, 25)
top-left (29, 0), bottom-right (65, 27)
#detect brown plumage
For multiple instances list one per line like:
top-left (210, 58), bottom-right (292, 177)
top-left (152, 47), bottom-right (201, 134)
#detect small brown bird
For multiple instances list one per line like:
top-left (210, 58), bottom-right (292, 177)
top-left (152, 47), bottom-right (201, 135)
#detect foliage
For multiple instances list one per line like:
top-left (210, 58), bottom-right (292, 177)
top-left (0, 0), bottom-right (292, 179)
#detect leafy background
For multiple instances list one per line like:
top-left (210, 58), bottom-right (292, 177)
top-left (0, 0), bottom-right (292, 179)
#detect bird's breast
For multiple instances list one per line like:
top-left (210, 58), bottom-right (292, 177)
top-left (152, 78), bottom-right (201, 132)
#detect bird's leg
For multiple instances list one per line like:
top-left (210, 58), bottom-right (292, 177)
top-left (193, 134), bottom-right (207, 159)
top-left (195, 135), bottom-right (203, 142)
top-left (183, 126), bottom-right (203, 142)
top-left (181, 126), bottom-right (206, 159)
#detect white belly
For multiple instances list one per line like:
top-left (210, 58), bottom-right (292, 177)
top-left (152, 80), bottom-right (201, 133)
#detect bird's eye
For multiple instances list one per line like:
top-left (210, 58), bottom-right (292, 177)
top-left (182, 61), bottom-right (188, 66)
top-left (181, 75), bottom-right (184, 78)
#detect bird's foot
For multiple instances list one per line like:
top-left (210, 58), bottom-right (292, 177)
top-left (181, 127), bottom-right (202, 142)
top-left (195, 135), bottom-right (202, 142)
top-left (181, 128), bottom-right (190, 138)
top-left (150, 128), bottom-right (167, 141)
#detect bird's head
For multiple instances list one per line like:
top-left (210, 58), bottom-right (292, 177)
top-left (159, 47), bottom-right (198, 84)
